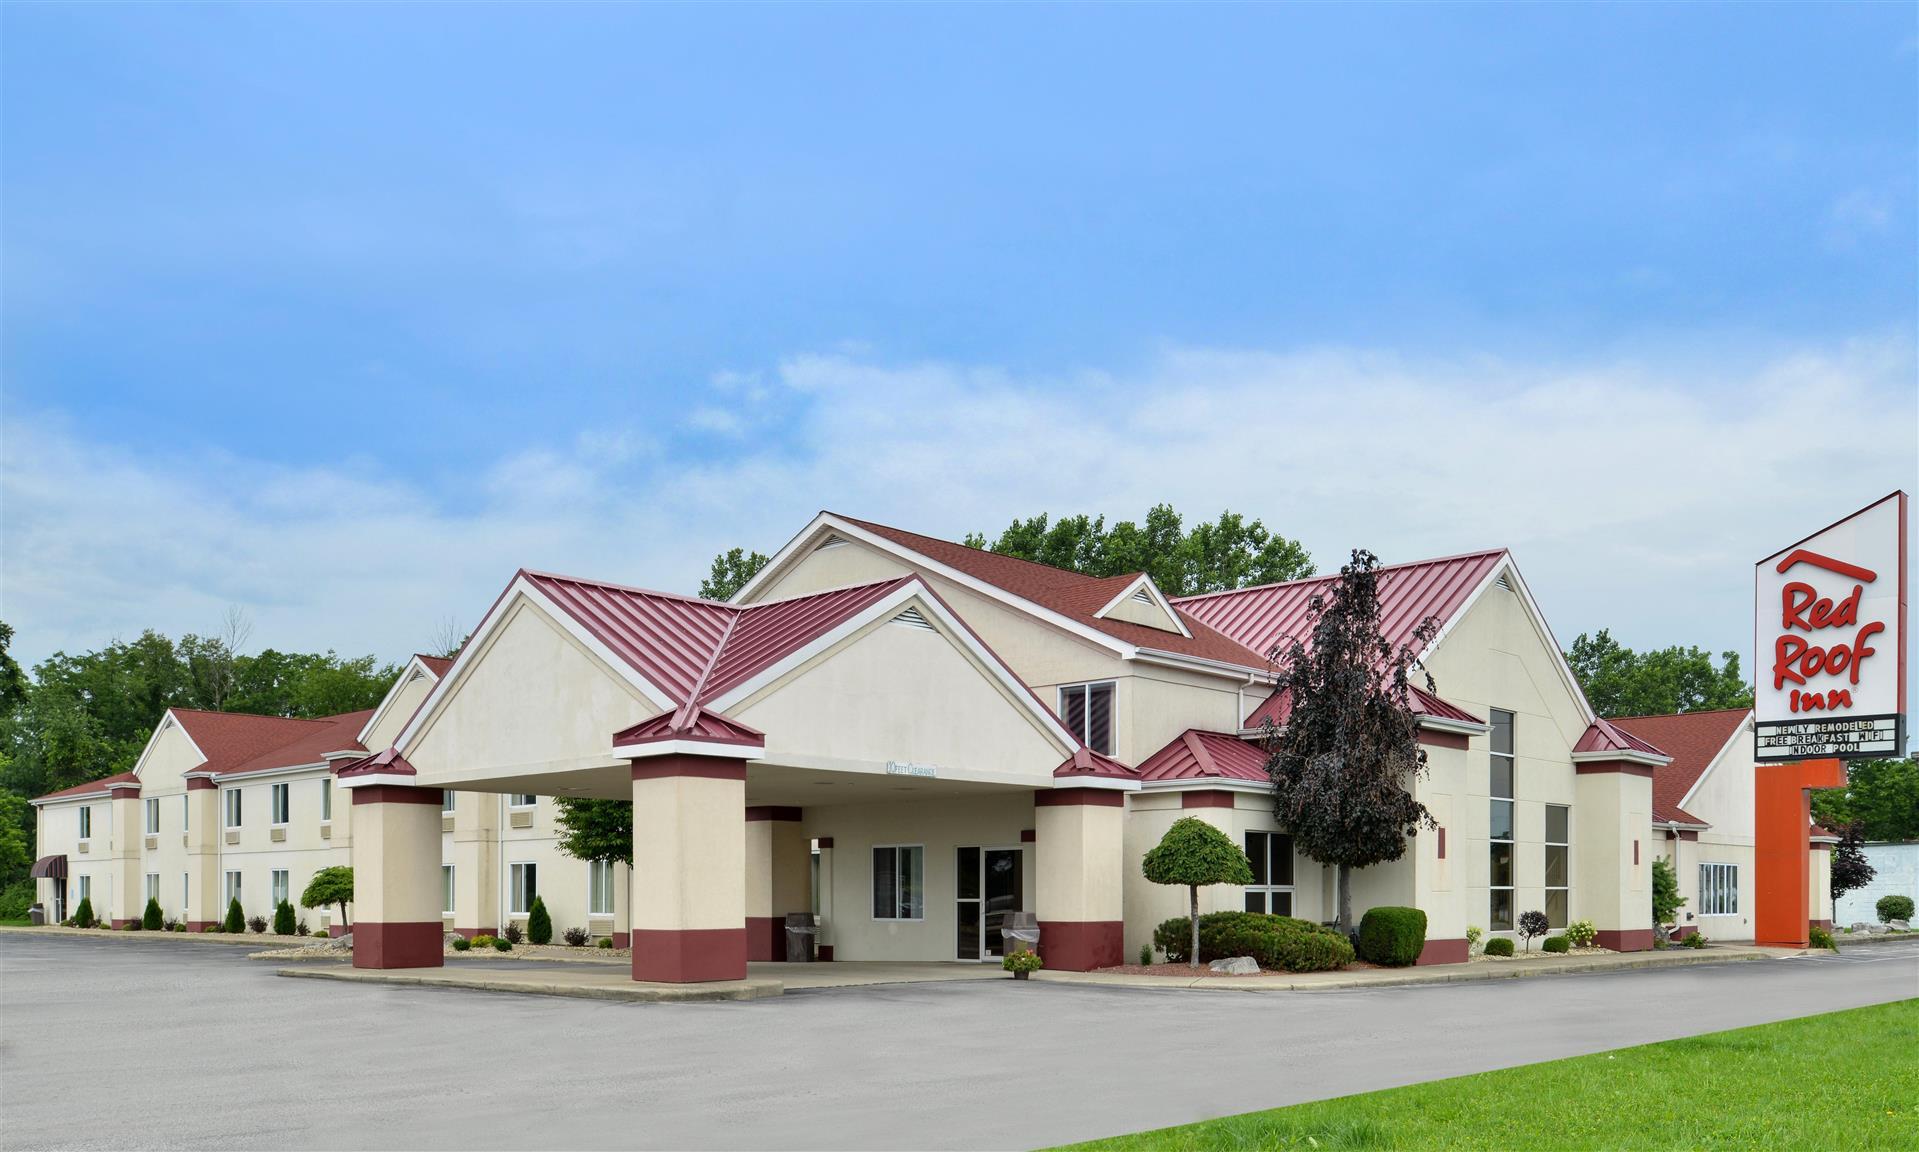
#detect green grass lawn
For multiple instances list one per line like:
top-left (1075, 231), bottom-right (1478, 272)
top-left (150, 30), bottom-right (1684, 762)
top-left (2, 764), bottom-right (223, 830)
top-left (1059, 1000), bottom-right (1917, 1150)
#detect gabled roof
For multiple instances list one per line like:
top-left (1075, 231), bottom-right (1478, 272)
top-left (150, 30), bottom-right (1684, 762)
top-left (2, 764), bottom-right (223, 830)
top-left (164, 708), bottom-right (369, 778)
top-left (32, 771), bottom-right (139, 804)
top-left (1572, 717), bottom-right (1672, 767)
top-left (1136, 730), bottom-right (1270, 783)
top-left (357, 654), bottom-right (453, 746)
top-left (741, 513), bottom-right (1271, 672)
top-left (417, 655), bottom-right (454, 677)
top-left (1052, 747), bottom-right (1139, 783)
top-left (1610, 708), bottom-right (1751, 826)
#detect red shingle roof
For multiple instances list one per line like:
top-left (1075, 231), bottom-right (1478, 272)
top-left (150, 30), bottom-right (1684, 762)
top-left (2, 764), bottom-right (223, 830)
top-left (1173, 549), bottom-right (1507, 663)
top-left (417, 655), bottom-right (454, 677)
top-left (1609, 709), bottom-right (1751, 826)
top-left (169, 708), bottom-right (369, 779)
top-left (831, 516), bottom-right (1270, 669)
top-left (33, 771), bottom-right (139, 803)
top-left (1136, 730), bottom-right (1270, 783)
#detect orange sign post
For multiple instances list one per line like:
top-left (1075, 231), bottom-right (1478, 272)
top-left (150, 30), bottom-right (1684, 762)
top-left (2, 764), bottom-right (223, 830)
top-left (1753, 757), bottom-right (1844, 947)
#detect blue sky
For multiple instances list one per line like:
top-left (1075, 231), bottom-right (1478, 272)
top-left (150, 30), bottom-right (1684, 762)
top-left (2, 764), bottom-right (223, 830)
top-left (3, 4), bottom-right (1915, 690)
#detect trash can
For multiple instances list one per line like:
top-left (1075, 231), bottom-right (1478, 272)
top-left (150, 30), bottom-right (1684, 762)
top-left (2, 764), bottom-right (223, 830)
top-left (28, 903), bottom-right (44, 927)
top-left (784, 912), bottom-right (817, 963)
top-left (1000, 910), bottom-right (1040, 958)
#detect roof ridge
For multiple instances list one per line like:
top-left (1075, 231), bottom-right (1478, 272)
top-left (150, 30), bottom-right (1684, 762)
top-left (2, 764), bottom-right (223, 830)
top-left (677, 612), bottom-right (742, 725)
top-left (833, 513), bottom-right (1125, 588)
top-left (1607, 707), bottom-right (1753, 722)
top-left (519, 567), bottom-right (737, 609)
top-left (1171, 547), bottom-right (1509, 603)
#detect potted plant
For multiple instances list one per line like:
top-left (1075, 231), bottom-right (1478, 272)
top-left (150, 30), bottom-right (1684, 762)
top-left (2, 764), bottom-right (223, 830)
top-left (1002, 948), bottom-right (1043, 981)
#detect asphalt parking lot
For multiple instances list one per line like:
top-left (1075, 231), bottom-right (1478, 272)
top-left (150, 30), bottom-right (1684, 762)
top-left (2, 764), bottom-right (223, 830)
top-left (2, 935), bottom-right (1913, 1151)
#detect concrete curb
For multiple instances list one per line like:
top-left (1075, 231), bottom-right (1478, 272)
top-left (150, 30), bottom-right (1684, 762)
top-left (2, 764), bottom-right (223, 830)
top-left (1032, 946), bottom-right (1785, 993)
top-left (0, 924), bottom-right (314, 948)
top-left (276, 965), bottom-right (783, 1002)
top-left (1835, 933), bottom-right (1919, 949)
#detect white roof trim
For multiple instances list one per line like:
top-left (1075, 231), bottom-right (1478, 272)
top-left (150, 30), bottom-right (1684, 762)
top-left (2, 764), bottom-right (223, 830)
top-left (1675, 711), bottom-right (1755, 816)
top-left (129, 709), bottom-right (209, 782)
top-left (1136, 777), bottom-right (1270, 794)
top-left (1048, 776), bottom-right (1140, 792)
top-left (356, 655), bottom-right (445, 746)
top-left (614, 739), bottom-right (763, 761)
top-left (337, 772), bottom-right (426, 790)
top-left (1571, 749), bottom-right (1672, 767)
top-left (1418, 714), bottom-right (1493, 736)
top-left (1092, 573), bottom-right (1193, 639)
top-left (394, 575), bottom-right (680, 754)
top-left (211, 760), bottom-right (337, 784)
top-left (705, 578), bottom-right (1082, 754)
top-left (1133, 647), bottom-right (1274, 680)
top-left (1431, 556), bottom-right (1596, 728)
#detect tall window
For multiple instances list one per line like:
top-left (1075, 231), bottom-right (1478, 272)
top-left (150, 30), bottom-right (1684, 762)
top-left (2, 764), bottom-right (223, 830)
top-left (145, 798), bottom-right (160, 835)
top-left (1489, 708), bottom-right (1515, 932)
top-left (224, 789), bottom-right (243, 829)
top-left (270, 783), bottom-right (290, 826)
top-left (1058, 682), bottom-right (1116, 756)
top-left (224, 871), bottom-right (242, 907)
top-left (183, 793), bottom-right (191, 832)
top-left (321, 778), bottom-right (332, 823)
top-left (509, 794), bottom-right (536, 809)
top-left (442, 865), bottom-right (455, 915)
top-left (78, 875), bottom-right (91, 902)
top-left (79, 806), bottom-right (92, 839)
top-left (509, 862), bottom-right (538, 916)
top-left (589, 859), bottom-right (614, 916)
top-left (443, 791), bottom-right (457, 814)
top-left (872, 845), bottom-right (925, 920)
top-left (1244, 831), bottom-right (1295, 915)
top-left (145, 872), bottom-right (160, 905)
top-left (1545, 804), bottom-right (1569, 928)
top-left (1699, 863), bottom-right (1739, 915)
top-left (271, 870), bottom-right (289, 908)
top-left (182, 873), bottom-right (190, 914)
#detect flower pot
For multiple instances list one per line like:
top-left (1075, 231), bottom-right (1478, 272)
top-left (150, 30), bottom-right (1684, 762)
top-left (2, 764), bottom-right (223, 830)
top-left (1012, 970), bottom-right (1029, 980)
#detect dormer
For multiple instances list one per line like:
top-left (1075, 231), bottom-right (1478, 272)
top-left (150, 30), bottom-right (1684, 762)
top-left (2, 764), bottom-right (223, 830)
top-left (1092, 574), bottom-right (1191, 637)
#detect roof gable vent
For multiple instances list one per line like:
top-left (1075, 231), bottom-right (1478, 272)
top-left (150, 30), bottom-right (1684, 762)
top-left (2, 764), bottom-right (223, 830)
top-left (1494, 573), bottom-right (1512, 591)
top-left (814, 534), bottom-right (849, 551)
top-left (1130, 587), bottom-right (1155, 606)
top-left (890, 606), bottom-right (936, 632)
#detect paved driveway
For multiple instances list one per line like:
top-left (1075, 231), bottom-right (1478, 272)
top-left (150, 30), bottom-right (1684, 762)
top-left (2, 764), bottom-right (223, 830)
top-left (2, 935), bottom-right (1912, 1151)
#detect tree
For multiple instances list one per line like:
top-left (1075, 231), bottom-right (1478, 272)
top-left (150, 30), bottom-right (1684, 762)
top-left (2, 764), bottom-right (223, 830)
top-left (1812, 759), bottom-right (1919, 843)
top-left (964, 505), bottom-right (1313, 597)
top-left (223, 896), bottom-right (245, 934)
top-left (527, 895), bottom-right (553, 945)
top-left (300, 866), bottom-right (354, 929)
top-left (1564, 629), bottom-right (1753, 717)
top-left (0, 792), bottom-right (31, 882)
top-left (72, 896), bottom-right (95, 928)
top-left (1831, 822), bottom-right (1876, 905)
top-left (555, 798), bottom-right (631, 867)
top-left (1141, 817), bottom-right (1253, 968)
top-left (143, 897), bottom-right (163, 931)
top-left (700, 548), bottom-right (770, 601)
top-left (1651, 856), bottom-right (1685, 929)
top-left (1260, 549), bottom-right (1437, 933)
top-left (273, 899), bottom-right (296, 936)
top-left (1517, 909), bottom-right (1550, 952)
top-left (427, 616), bottom-right (468, 660)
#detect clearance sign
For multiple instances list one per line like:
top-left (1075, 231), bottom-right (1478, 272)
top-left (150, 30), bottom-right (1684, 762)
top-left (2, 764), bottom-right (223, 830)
top-left (1754, 492), bottom-right (1908, 762)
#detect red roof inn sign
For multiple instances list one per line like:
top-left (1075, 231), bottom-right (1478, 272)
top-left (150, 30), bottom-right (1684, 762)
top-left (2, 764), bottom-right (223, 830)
top-left (1754, 492), bottom-right (1908, 762)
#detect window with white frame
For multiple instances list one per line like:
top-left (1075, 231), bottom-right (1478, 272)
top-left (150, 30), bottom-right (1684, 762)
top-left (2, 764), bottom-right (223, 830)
top-left (1058, 682), bottom-right (1116, 756)
top-left (78, 875), bottom-right (91, 902)
top-left (224, 789), bottom-right (242, 829)
top-left (1545, 804), bottom-right (1570, 928)
top-left (145, 872), bottom-right (159, 905)
top-left (78, 805), bottom-right (92, 840)
top-left (442, 865), bottom-right (455, 915)
top-left (589, 859), bottom-right (614, 916)
top-left (182, 872), bottom-right (190, 914)
top-left (1243, 831), bottom-right (1295, 915)
top-left (224, 871), bottom-right (242, 908)
top-left (1699, 862), bottom-right (1739, 916)
top-left (509, 794), bottom-right (536, 809)
top-left (443, 790), bottom-right (456, 814)
top-left (321, 778), bottom-right (332, 823)
top-left (509, 862), bottom-right (537, 916)
top-left (1489, 708), bottom-right (1515, 932)
top-left (145, 797), bottom-right (160, 835)
top-left (271, 869), bottom-right (289, 908)
top-left (871, 845), bottom-right (924, 920)
top-left (271, 783), bottom-right (290, 826)
top-left (182, 793), bottom-right (191, 831)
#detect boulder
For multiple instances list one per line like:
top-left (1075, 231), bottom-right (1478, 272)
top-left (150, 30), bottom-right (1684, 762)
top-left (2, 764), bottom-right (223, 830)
top-left (1890, 920), bottom-right (1911, 932)
top-left (322, 932), bottom-right (353, 951)
top-left (1848, 922), bottom-right (1885, 935)
top-left (1209, 955), bottom-right (1260, 976)
top-left (444, 931), bottom-right (466, 947)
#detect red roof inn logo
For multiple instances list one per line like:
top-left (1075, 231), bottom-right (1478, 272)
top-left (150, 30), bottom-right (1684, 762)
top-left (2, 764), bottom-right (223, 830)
top-left (1753, 492), bottom-right (1908, 762)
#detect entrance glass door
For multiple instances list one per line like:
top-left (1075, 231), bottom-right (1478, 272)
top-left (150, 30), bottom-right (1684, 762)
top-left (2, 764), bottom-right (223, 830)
top-left (956, 846), bottom-right (1024, 960)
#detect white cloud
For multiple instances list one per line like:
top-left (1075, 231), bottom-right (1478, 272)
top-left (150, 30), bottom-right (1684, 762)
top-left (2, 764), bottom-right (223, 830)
top-left (3, 336), bottom-right (1914, 692)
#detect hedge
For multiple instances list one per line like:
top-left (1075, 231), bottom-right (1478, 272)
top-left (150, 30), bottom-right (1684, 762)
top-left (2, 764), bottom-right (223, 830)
top-left (1484, 936), bottom-right (1514, 957)
top-left (1153, 911), bottom-right (1353, 972)
top-left (1357, 906), bottom-right (1427, 967)
top-left (1542, 935), bottom-right (1570, 953)
top-left (1876, 895), bottom-right (1914, 923)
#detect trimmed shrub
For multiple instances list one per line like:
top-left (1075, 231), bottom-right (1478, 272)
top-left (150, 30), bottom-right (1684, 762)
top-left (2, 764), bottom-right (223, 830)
top-left (143, 898), bottom-right (163, 931)
top-left (1483, 936), bottom-right (1514, 957)
top-left (502, 921), bottom-right (524, 945)
top-left (450, 936), bottom-right (472, 952)
top-left (273, 900), bottom-right (296, 936)
top-left (247, 915), bottom-right (268, 934)
top-left (1153, 911), bottom-right (1352, 972)
top-left (1876, 895), bottom-right (1914, 924)
top-left (1683, 931), bottom-right (1708, 949)
top-left (527, 897), bottom-right (553, 946)
top-left (73, 897), bottom-right (97, 929)
top-left (200, 923), bottom-right (219, 933)
top-left (1138, 943), bottom-right (1153, 967)
top-left (597, 937), bottom-right (614, 949)
top-left (470, 934), bottom-right (498, 949)
top-left (562, 925), bottom-right (588, 947)
top-left (223, 898), bottom-right (245, 934)
top-left (1809, 925), bottom-right (1838, 952)
top-left (492, 936), bottom-right (512, 952)
top-left (1274, 929), bottom-right (1355, 972)
top-left (1357, 906), bottom-right (1427, 967)
top-left (1542, 935), bottom-right (1570, 954)
top-left (313, 928), bottom-right (329, 938)
top-left (1564, 918), bottom-right (1598, 948)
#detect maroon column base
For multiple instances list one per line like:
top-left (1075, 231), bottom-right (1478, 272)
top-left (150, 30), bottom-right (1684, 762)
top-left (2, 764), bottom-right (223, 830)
top-left (1811, 919), bottom-right (1833, 930)
top-left (612, 931), bottom-right (630, 949)
top-left (353, 922), bottom-right (445, 969)
top-left (452, 927), bottom-right (489, 940)
top-left (1415, 937), bottom-right (1469, 965)
top-left (185, 920), bottom-right (214, 933)
top-left (817, 944), bottom-right (834, 962)
top-left (747, 916), bottom-right (782, 961)
top-left (110, 919), bottom-right (134, 929)
top-left (1596, 928), bottom-right (1655, 952)
top-left (1671, 924), bottom-right (1699, 940)
top-left (632, 928), bottom-right (747, 983)
top-left (329, 922), bottom-right (350, 939)
top-left (1037, 920), bottom-right (1123, 971)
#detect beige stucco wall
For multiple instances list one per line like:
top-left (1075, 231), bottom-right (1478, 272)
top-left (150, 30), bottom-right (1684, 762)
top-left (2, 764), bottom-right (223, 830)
top-left (632, 775), bottom-right (744, 933)
top-left (362, 666), bottom-right (438, 752)
top-left (1035, 800), bottom-right (1124, 925)
top-left (351, 796), bottom-right (442, 925)
top-left (215, 769), bottom-right (353, 925)
top-left (1574, 770), bottom-right (1652, 935)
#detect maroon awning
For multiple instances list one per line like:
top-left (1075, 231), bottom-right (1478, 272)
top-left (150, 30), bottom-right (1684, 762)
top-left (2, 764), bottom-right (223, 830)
top-left (29, 854), bottom-right (66, 879)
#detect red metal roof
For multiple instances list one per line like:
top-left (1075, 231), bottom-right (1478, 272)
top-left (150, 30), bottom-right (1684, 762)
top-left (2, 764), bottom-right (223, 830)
top-left (335, 746), bottom-right (416, 778)
top-left (1173, 549), bottom-right (1507, 663)
top-left (1136, 730), bottom-right (1270, 783)
top-left (1245, 684), bottom-right (1483, 729)
top-left (32, 771), bottom-right (139, 803)
top-left (613, 708), bottom-right (766, 750)
top-left (1610, 709), bottom-right (1750, 826)
top-left (1573, 717), bottom-right (1670, 761)
top-left (831, 516), bottom-right (1269, 668)
top-left (1053, 747), bottom-right (1139, 781)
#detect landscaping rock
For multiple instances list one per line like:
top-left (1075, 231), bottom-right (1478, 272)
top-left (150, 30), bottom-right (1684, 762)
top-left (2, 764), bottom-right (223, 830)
top-left (1889, 920), bottom-right (1910, 932)
top-left (324, 932), bottom-right (353, 951)
top-left (1209, 955), bottom-right (1260, 975)
top-left (444, 931), bottom-right (466, 947)
top-left (1849, 922), bottom-right (1887, 935)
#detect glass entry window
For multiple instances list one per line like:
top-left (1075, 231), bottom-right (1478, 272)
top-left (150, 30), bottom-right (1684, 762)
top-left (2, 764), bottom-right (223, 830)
top-left (955, 846), bottom-right (1024, 960)
top-left (1244, 831), bottom-right (1294, 915)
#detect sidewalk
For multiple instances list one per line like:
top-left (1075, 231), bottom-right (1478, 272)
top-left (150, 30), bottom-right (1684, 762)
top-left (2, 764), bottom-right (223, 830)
top-left (279, 964), bottom-right (782, 1003)
top-left (0, 923), bottom-right (312, 949)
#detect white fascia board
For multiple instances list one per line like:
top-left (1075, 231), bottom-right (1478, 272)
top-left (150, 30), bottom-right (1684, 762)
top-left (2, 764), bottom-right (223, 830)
top-left (1047, 776), bottom-right (1140, 792)
top-left (613, 739), bottom-right (764, 761)
top-left (210, 761), bottom-right (334, 784)
top-left (706, 579), bottom-right (1084, 753)
top-left (1092, 574), bottom-right (1193, 639)
top-left (394, 575), bottom-right (679, 753)
top-left (356, 656), bottom-right (442, 746)
top-left (1417, 715), bottom-right (1493, 736)
top-left (729, 512), bottom-right (835, 604)
top-left (130, 710), bottom-right (209, 782)
top-left (336, 772), bottom-right (426, 790)
top-left (1132, 647), bottom-right (1271, 680)
top-left (1136, 778), bottom-right (1269, 794)
top-left (1570, 749), bottom-right (1672, 767)
top-left (1427, 556), bottom-right (1596, 728)
top-left (1655, 819), bottom-right (1712, 833)
top-left (1675, 711), bottom-right (1754, 817)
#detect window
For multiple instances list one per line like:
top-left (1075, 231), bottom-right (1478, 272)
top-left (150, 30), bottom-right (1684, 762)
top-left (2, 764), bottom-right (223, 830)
top-left (224, 789), bottom-right (242, 829)
top-left (872, 845), bottom-right (925, 920)
top-left (224, 871), bottom-right (242, 907)
top-left (145, 872), bottom-right (160, 905)
top-left (509, 862), bottom-right (538, 916)
top-left (1545, 804), bottom-right (1569, 928)
top-left (443, 791), bottom-right (457, 814)
top-left (321, 778), bottom-right (332, 823)
top-left (1489, 708), bottom-right (1515, 932)
top-left (442, 865), bottom-right (455, 915)
top-left (182, 873), bottom-right (189, 914)
top-left (1244, 831), bottom-right (1295, 915)
top-left (271, 870), bottom-right (289, 908)
top-left (1699, 863), bottom-right (1739, 916)
top-left (145, 798), bottom-right (160, 835)
top-left (78, 875), bottom-right (91, 902)
top-left (1058, 682), bottom-right (1116, 756)
top-left (79, 806), bottom-right (92, 840)
top-left (270, 783), bottom-right (290, 826)
top-left (183, 793), bottom-right (190, 832)
top-left (589, 859), bottom-right (614, 916)
top-left (509, 794), bottom-right (536, 809)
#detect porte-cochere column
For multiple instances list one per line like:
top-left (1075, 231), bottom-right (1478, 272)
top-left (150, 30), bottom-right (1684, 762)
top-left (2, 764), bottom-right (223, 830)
top-left (630, 755), bottom-right (749, 982)
top-left (1034, 754), bottom-right (1133, 971)
top-left (335, 749), bottom-right (444, 970)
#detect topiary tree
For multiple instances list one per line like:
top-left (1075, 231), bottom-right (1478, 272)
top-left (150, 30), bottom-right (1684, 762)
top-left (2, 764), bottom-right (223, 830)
top-left (273, 899), bottom-right (296, 936)
top-left (1260, 549), bottom-right (1439, 934)
top-left (223, 897), bottom-right (245, 934)
top-left (142, 897), bottom-right (163, 931)
top-left (1832, 822), bottom-right (1876, 906)
top-left (1517, 909), bottom-right (1550, 952)
top-left (1357, 906), bottom-right (1428, 966)
top-left (1651, 855), bottom-right (1685, 932)
top-left (1142, 817), bottom-right (1254, 968)
top-left (73, 896), bottom-right (96, 929)
top-left (300, 866), bottom-right (353, 929)
top-left (527, 896), bottom-right (552, 945)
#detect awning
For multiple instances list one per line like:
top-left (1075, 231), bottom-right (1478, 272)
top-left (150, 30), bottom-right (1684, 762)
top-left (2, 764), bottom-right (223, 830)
top-left (29, 854), bottom-right (66, 880)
